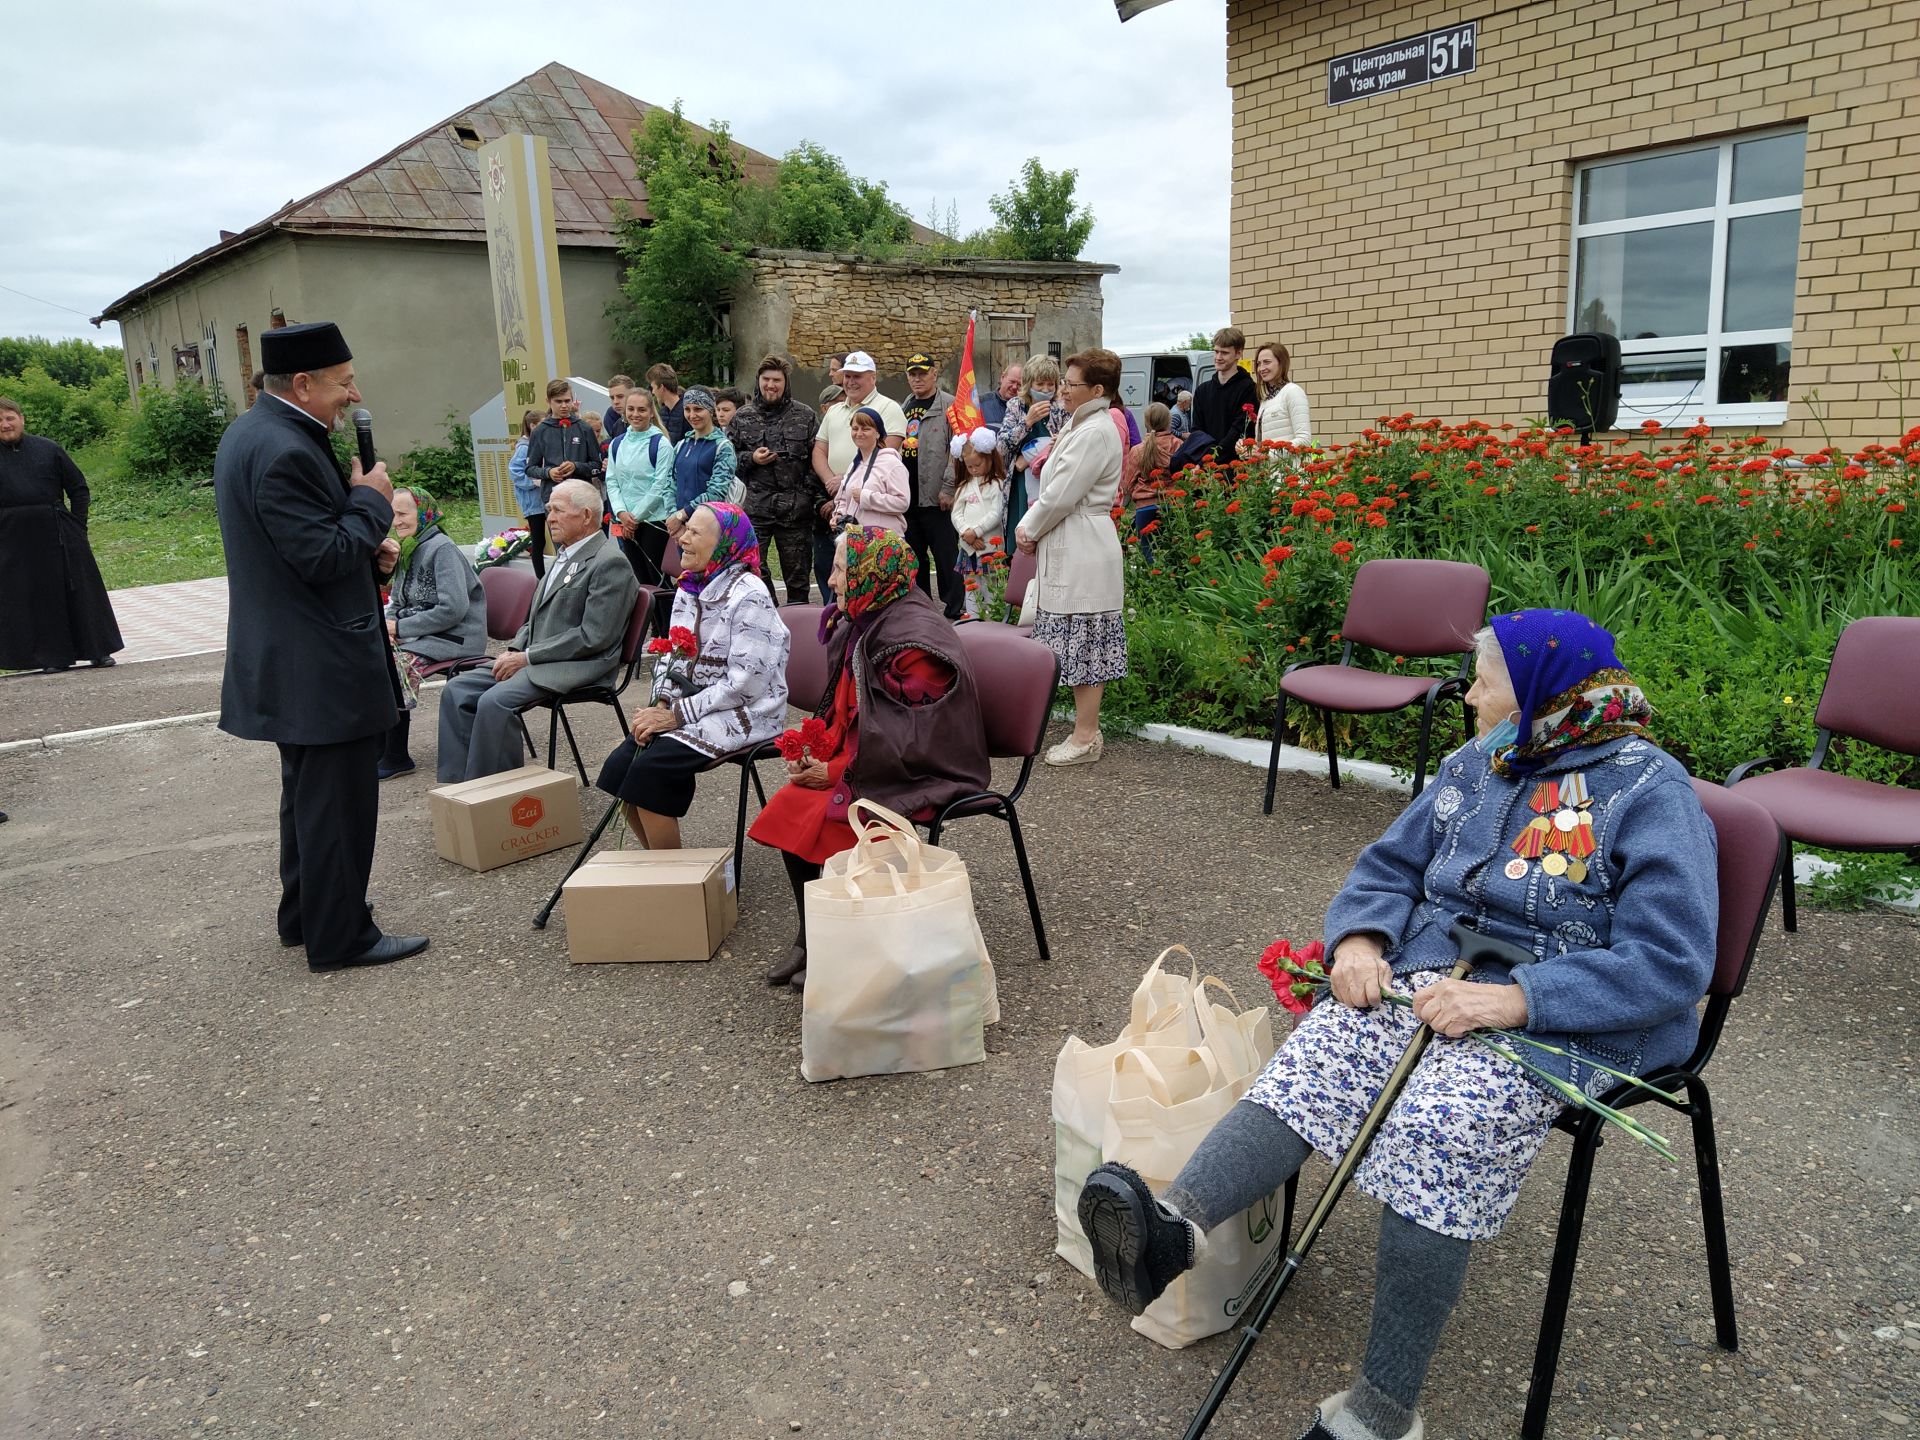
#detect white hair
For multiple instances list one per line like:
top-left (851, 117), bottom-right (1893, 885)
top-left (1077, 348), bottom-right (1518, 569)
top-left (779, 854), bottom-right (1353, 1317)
top-left (1472, 625), bottom-right (1506, 671)
top-left (549, 478), bottom-right (604, 522)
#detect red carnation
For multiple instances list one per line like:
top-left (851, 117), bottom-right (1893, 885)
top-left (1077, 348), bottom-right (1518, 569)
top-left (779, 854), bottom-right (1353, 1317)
top-left (666, 626), bottom-right (698, 657)
top-left (1257, 938), bottom-right (1328, 1016)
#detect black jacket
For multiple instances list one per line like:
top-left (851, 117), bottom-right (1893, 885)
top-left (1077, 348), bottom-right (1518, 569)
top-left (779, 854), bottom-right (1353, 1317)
top-left (212, 397), bottom-right (400, 745)
top-left (728, 396), bottom-right (823, 526)
top-left (1191, 366), bottom-right (1259, 460)
top-left (523, 415), bottom-right (605, 502)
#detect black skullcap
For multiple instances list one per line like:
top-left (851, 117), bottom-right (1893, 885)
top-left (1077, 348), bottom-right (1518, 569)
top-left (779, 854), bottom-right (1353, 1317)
top-left (260, 321), bottom-right (352, 374)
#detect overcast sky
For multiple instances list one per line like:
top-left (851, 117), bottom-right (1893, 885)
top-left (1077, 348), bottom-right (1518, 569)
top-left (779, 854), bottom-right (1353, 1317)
top-left (1, 0), bottom-right (1227, 359)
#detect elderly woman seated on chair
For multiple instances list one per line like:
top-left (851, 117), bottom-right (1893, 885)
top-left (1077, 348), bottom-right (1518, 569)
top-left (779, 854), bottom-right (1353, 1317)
top-left (1077, 610), bottom-right (1718, 1440)
top-left (748, 527), bottom-right (990, 991)
top-left (595, 503), bottom-right (788, 851)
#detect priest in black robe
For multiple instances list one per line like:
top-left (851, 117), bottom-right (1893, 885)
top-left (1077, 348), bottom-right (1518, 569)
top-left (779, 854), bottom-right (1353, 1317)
top-left (0, 398), bottom-right (124, 671)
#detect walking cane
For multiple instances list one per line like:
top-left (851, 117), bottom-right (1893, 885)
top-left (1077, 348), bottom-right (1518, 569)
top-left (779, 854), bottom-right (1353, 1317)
top-left (531, 798), bottom-right (624, 929)
top-left (1180, 920), bottom-right (1536, 1440)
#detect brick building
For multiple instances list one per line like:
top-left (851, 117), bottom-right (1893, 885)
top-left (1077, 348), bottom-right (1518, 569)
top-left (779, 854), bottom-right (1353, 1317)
top-left (1127, 0), bottom-right (1919, 451)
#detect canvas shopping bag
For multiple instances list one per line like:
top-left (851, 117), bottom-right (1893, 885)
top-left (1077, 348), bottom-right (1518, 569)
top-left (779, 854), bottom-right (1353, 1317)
top-left (1048, 945), bottom-right (1286, 1348)
top-left (801, 801), bottom-right (996, 1082)
top-left (1052, 946), bottom-right (1200, 1275)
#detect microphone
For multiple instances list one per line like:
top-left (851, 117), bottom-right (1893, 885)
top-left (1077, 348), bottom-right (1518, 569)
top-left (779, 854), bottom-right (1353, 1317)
top-left (352, 408), bottom-right (377, 473)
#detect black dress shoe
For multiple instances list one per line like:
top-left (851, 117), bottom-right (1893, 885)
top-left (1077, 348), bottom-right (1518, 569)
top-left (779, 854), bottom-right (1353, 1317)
top-left (282, 900), bottom-right (375, 948)
top-left (90, 656), bottom-right (117, 668)
top-left (307, 934), bottom-right (429, 971)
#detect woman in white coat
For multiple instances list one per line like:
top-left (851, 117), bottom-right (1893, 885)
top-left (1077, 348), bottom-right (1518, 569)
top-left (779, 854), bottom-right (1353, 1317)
top-left (1253, 341), bottom-right (1312, 447)
top-left (1014, 347), bottom-right (1128, 767)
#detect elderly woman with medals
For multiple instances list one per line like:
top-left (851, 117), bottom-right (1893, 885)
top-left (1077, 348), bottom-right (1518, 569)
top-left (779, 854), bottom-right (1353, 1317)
top-left (1077, 609), bottom-right (1718, 1440)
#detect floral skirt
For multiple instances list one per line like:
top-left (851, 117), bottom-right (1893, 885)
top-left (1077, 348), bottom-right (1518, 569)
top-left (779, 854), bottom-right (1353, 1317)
top-left (1244, 971), bottom-right (1564, 1240)
top-left (1031, 607), bottom-right (1128, 686)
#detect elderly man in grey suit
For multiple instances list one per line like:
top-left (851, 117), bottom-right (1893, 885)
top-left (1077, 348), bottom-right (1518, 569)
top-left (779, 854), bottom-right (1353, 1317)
top-left (437, 480), bottom-right (639, 782)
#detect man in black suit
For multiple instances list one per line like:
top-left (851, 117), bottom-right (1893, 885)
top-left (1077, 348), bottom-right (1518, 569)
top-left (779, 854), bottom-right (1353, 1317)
top-left (213, 321), bottom-right (429, 971)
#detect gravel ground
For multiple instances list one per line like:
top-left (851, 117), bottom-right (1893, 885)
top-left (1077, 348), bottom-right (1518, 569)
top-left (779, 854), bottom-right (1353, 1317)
top-left (0, 681), bottom-right (1914, 1440)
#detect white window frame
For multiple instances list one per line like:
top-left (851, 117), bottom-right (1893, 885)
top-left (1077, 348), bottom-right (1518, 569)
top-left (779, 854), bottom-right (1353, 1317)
top-left (1569, 127), bottom-right (1803, 429)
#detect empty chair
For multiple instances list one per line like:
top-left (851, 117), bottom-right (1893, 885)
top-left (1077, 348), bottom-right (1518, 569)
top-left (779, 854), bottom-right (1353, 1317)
top-left (1726, 615), bottom-right (1920, 930)
top-left (1264, 558), bottom-right (1488, 809)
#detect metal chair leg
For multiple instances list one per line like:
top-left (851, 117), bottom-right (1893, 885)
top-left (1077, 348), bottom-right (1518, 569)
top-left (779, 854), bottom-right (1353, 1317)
top-left (1411, 688), bottom-right (1441, 797)
top-left (732, 759), bottom-right (754, 899)
top-left (546, 705), bottom-right (561, 771)
top-left (1522, 1114), bottom-right (1604, 1440)
top-left (517, 712), bottom-right (539, 766)
top-left (556, 706), bottom-right (588, 785)
top-left (1005, 801), bottom-right (1049, 962)
top-left (1780, 843), bottom-right (1797, 932)
top-left (1263, 692), bottom-right (1288, 816)
top-left (1280, 1171), bottom-right (1298, 1246)
top-left (1686, 1075), bottom-right (1739, 1351)
top-left (1322, 708), bottom-right (1340, 790)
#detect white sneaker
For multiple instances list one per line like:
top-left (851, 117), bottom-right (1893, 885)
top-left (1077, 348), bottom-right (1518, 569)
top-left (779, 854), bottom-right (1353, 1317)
top-left (1044, 733), bottom-right (1104, 767)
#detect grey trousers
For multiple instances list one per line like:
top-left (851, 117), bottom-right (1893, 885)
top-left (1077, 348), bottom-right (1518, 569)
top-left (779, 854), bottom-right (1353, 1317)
top-left (437, 667), bottom-right (550, 782)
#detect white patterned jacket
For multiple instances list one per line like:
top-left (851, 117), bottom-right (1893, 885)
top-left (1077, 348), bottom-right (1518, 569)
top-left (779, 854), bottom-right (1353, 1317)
top-left (657, 565), bottom-right (792, 759)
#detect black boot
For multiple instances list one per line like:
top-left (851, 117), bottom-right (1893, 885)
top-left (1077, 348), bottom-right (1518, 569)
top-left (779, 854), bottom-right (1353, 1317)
top-left (774, 852), bottom-right (820, 990)
top-left (378, 714), bottom-right (415, 780)
top-left (1077, 1161), bottom-right (1196, 1315)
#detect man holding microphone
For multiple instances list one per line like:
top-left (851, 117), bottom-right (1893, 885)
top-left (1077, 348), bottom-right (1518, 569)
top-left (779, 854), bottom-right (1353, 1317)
top-left (213, 321), bottom-right (429, 971)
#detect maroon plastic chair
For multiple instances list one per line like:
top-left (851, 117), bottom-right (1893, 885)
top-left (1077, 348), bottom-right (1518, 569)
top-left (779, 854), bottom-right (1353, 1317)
top-left (1726, 616), bottom-right (1920, 931)
top-left (927, 622), bottom-right (1061, 960)
top-left (1263, 558), bottom-right (1489, 810)
top-left (634, 539), bottom-right (684, 640)
top-left (414, 565), bottom-right (535, 682)
top-left (515, 588), bottom-right (654, 783)
top-left (965, 547), bottom-right (1039, 639)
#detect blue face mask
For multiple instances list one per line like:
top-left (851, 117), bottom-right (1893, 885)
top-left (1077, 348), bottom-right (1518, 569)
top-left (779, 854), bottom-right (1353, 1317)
top-left (1031, 388), bottom-right (1055, 402)
top-left (1476, 714), bottom-right (1522, 753)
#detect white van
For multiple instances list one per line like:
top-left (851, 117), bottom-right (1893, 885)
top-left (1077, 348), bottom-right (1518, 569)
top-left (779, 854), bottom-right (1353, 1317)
top-left (1116, 350), bottom-right (1208, 425)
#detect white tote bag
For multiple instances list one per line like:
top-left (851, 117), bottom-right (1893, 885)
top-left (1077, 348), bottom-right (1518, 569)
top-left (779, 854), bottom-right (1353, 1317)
top-left (1050, 945), bottom-right (1285, 1349)
top-left (801, 801), bottom-right (997, 1082)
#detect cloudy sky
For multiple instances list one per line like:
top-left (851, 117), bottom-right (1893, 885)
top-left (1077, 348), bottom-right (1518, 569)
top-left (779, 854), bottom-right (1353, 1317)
top-left (1, 0), bottom-right (1228, 357)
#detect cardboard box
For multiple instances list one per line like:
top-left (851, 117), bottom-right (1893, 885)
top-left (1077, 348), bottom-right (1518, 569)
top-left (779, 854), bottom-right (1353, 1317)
top-left (429, 765), bottom-right (584, 872)
top-left (562, 849), bottom-right (739, 963)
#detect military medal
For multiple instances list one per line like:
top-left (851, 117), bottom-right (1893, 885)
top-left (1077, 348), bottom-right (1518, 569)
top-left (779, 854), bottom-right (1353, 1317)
top-left (1511, 770), bottom-right (1596, 881)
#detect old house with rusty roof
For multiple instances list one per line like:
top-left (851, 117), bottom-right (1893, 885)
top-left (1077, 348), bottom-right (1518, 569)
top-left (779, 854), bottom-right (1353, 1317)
top-left (97, 63), bottom-right (779, 453)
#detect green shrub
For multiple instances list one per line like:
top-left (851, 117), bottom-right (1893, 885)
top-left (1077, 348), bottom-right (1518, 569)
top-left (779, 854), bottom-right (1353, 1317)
top-left (124, 381), bottom-right (233, 484)
top-left (0, 336), bottom-right (122, 390)
top-left (4, 364), bottom-right (124, 450)
top-left (1117, 415), bottom-right (1919, 794)
top-left (392, 414), bottom-right (474, 496)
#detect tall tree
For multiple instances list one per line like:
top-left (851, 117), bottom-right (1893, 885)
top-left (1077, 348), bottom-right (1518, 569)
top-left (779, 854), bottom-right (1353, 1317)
top-left (613, 104), bottom-right (751, 378)
top-left (986, 160), bottom-right (1096, 262)
top-left (772, 143), bottom-right (911, 252)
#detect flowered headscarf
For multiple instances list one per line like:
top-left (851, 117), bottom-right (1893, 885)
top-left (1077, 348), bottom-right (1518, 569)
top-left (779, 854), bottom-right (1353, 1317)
top-left (821, 526), bottom-right (919, 643)
top-left (1487, 609), bottom-right (1652, 777)
top-left (677, 502), bottom-right (761, 596)
top-left (393, 487), bottom-right (444, 577)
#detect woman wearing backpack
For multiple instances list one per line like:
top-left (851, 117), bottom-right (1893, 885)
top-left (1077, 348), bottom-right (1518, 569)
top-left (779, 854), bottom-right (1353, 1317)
top-left (605, 388), bottom-right (677, 585)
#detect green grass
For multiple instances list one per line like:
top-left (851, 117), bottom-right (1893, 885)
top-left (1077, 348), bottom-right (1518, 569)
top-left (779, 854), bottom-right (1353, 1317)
top-left (71, 437), bottom-right (487, 593)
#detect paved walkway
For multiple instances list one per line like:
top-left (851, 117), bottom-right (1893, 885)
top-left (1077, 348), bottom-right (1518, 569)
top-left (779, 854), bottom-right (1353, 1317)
top-left (108, 576), bottom-right (229, 665)
top-left (0, 694), bottom-right (1914, 1439)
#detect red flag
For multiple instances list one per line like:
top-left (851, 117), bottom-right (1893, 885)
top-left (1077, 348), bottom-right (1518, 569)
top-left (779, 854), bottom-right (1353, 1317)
top-left (946, 311), bottom-right (984, 438)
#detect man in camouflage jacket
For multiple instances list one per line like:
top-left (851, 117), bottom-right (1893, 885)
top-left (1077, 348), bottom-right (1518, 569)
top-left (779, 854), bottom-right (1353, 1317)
top-left (729, 354), bottom-right (824, 604)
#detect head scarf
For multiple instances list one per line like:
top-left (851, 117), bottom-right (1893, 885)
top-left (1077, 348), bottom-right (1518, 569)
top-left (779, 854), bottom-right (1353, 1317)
top-left (682, 385), bottom-right (717, 419)
top-left (677, 502), bottom-right (761, 597)
top-left (1487, 609), bottom-right (1652, 777)
top-left (393, 488), bottom-right (443, 576)
top-left (819, 526), bottom-right (920, 647)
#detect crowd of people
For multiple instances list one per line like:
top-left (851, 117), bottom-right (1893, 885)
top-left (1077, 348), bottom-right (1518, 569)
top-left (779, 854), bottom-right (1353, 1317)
top-left (6, 315), bottom-right (1751, 1440)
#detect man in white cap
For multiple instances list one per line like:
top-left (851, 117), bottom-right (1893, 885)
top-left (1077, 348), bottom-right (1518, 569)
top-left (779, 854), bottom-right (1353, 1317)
top-left (212, 320), bottom-right (428, 971)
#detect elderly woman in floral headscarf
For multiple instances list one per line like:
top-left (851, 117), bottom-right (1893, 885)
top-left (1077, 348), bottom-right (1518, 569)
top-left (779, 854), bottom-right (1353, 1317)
top-left (595, 502), bottom-right (788, 850)
top-left (749, 526), bottom-right (990, 990)
top-left (380, 486), bottom-right (483, 779)
top-left (1077, 609), bottom-right (1718, 1440)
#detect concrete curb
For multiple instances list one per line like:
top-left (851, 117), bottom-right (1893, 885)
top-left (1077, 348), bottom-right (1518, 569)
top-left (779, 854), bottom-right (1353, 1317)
top-left (1133, 721), bottom-right (1413, 794)
top-left (0, 710), bottom-right (221, 755)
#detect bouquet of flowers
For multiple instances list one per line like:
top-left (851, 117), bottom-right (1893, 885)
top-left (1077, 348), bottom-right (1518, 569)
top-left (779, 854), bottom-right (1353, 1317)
top-left (645, 625), bottom-right (701, 701)
top-left (475, 528), bottom-right (530, 570)
top-left (774, 716), bottom-right (832, 765)
top-left (1257, 937), bottom-right (1680, 1161)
